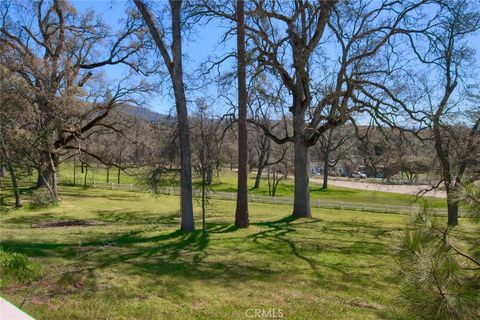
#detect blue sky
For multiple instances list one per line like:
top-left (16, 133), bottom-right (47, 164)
top-left (73, 0), bottom-right (234, 114)
top-left (71, 0), bottom-right (480, 116)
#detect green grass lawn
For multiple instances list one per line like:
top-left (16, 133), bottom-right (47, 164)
top-left (203, 170), bottom-right (446, 208)
top-left (0, 184), bottom-right (474, 319)
top-left (56, 163), bottom-right (447, 208)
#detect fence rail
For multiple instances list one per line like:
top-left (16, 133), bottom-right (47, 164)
top-left (91, 181), bottom-right (456, 216)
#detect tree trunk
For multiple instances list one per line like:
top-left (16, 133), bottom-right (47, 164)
top-left (323, 153), bottom-right (329, 189)
top-left (170, 0), bottom-right (194, 232)
top-left (254, 165), bottom-right (264, 189)
top-left (235, 0), bottom-right (249, 228)
top-left (117, 167), bottom-right (121, 184)
top-left (0, 158), bottom-right (6, 177)
top-left (253, 137), bottom-right (268, 189)
top-left (0, 131), bottom-right (21, 207)
top-left (267, 167), bottom-right (272, 196)
top-left (73, 156), bottom-right (76, 186)
top-left (446, 186), bottom-right (459, 226)
top-left (106, 166), bottom-right (110, 183)
top-left (7, 158), bottom-right (21, 207)
top-left (36, 153), bottom-right (59, 200)
top-left (135, 0), bottom-right (194, 232)
top-left (206, 167), bottom-right (212, 186)
top-left (292, 107), bottom-right (311, 218)
top-left (202, 167), bottom-right (207, 238)
top-left (323, 129), bottom-right (333, 189)
top-left (272, 170), bottom-right (278, 197)
top-left (51, 156), bottom-right (58, 199)
top-left (83, 165), bottom-right (88, 190)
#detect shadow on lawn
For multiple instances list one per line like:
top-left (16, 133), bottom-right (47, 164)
top-left (249, 215), bottom-right (397, 292)
top-left (2, 207), bottom-right (399, 306)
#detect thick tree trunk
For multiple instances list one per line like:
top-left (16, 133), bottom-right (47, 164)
top-left (171, 0), bottom-right (194, 232)
top-left (235, 0), bottom-right (249, 228)
top-left (291, 100), bottom-right (311, 218)
top-left (36, 166), bottom-right (55, 192)
top-left (117, 167), bottom-right (121, 184)
top-left (36, 154), bottom-right (58, 195)
top-left (293, 136), bottom-right (311, 217)
top-left (36, 153), bottom-right (59, 200)
top-left (106, 166), bottom-right (110, 183)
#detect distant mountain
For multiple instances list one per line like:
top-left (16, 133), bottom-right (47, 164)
top-left (124, 106), bottom-right (167, 122)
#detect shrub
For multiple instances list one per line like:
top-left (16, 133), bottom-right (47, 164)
top-left (395, 200), bottom-right (480, 320)
top-left (0, 247), bottom-right (42, 283)
top-left (29, 188), bottom-right (57, 208)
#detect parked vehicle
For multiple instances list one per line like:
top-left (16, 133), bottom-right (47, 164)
top-left (352, 171), bottom-right (367, 179)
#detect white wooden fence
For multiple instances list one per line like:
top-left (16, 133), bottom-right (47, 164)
top-left (91, 181), bottom-right (455, 216)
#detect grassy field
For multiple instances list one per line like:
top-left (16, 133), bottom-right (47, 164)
top-left (55, 163), bottom-right (447, 208)
top-left (0, 181), bottom-right (474, 319)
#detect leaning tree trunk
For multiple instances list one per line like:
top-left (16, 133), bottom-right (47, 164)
top-left (171, 0), bottom-right (194, 232)
top-left (254, 165), bottom-right (264, 189)
top-left (253, 137), bottom-right (268, 189)
top-left (292, 107), bottom-right (311, 218)
top-left (235, 0), bottom-right (249, 228)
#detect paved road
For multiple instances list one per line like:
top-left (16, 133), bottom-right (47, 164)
top-left (311, 177), bottom-right (447, 198)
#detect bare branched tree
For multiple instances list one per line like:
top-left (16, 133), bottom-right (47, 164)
top-left (0, 0), bottom-right (148, 200)
top-left (399, 0), bottom-right (480, 225)
top-left (194, 0), bottom-right (430, 218)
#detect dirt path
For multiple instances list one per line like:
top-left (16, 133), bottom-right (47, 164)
top-left (311, 177), bottom-right (446, 198)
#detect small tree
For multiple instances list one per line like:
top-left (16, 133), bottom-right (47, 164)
top-left (191, 99), bottom-right (227, 237)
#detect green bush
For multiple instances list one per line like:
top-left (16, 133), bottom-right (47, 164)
top-left (0, 247), bottom-right (42, 283)
top-left (29, 188), bottom-right (57, 208)
top-left (394, 201), bottom-right (480, 320)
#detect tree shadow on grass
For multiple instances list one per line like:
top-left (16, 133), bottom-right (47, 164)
top-left (4, 212), bottom-right (78, 226)
top-left (250, 215), bottom-right (332, 279)
top-left (249, 214), bottom-right (398, 292)
top-left (2, 205), bottom-right (401, 306)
